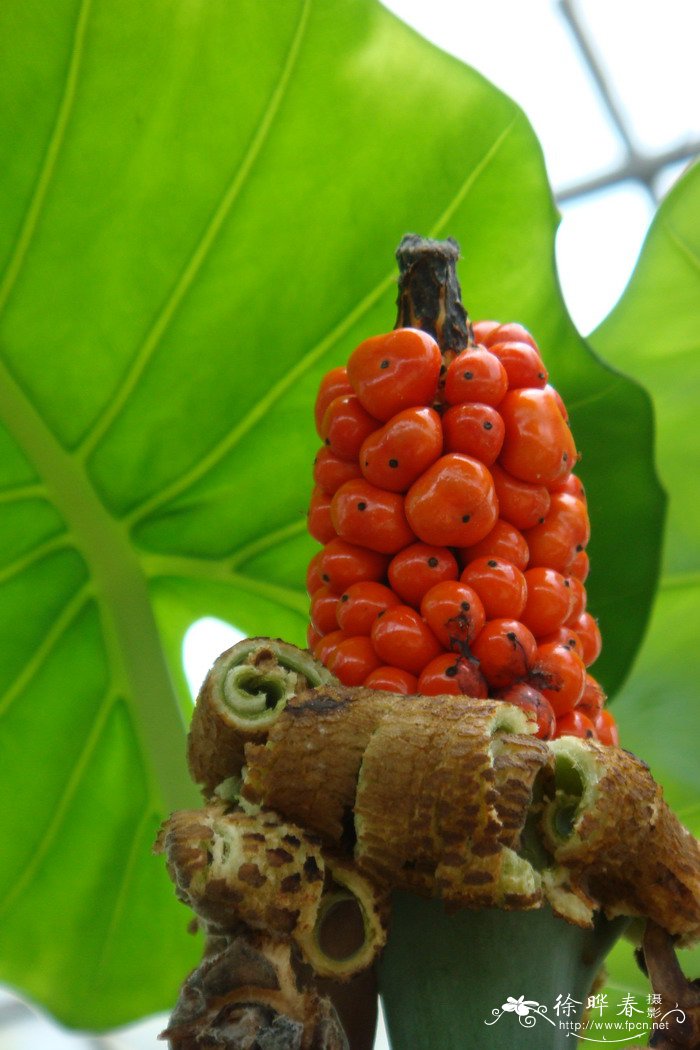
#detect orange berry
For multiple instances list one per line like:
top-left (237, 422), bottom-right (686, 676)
top-left (405, 453), bottom-right (498, 547)
top-left (310, 586), bottom-right (340, 635)
top-left (360, 406), bottom-right (443, 492)
top-left (364, 666), bottom-right (418, 694)
top-left (441, 402), bottom-right (505, 465)
top-left (530, 642), bottom-right (586, 717)
top-left (555, 709), bottom-right (597, 740)
top-left (314, 630), bottom-right (347, 666)
top-left (347, 328), bottom-right (441, 421)
top-left (418, 653), bottom-right (488, 698)
top-left (488, 340), bottom-right (548, 390)
top-left (521, 567), bottom-right (572, 637)
top-left (499, 387), bottom-right (577, 486)
top-left (306, 551), bottom-right (324, 595)
top-left (307, 486), bottom-right (336, 544)
top-left (460, 557), bottom-right (527, 620)
top-left (313, 446), bottom-right (363, 494)
top-left (593, 709), bottom-right (619, 746)
top-left (321, 394), bottom-right (378, 461)
top-left (459, 518), bottom-right (529, 572)
top-left (471, 619), bottom-right (537, 689)
top-left (497, 682), bottom-right (555, 739)
top-left (331, 479), bottom-right (415, 554)
top-left (314, 366), bottom-right (353, 435)
top-left (336, 581), bottom-right (400, 635)
top-left (480, 321), bottom-right (538, 351)
top-left (420, 580), bottom-right (486, 651)
top-left (491, 463), bottom-right (550, 532)
top-left (576, 673), bottom-right (606, 719)
top-left (568, 611), bottom-right (602, 667)
top-left (370, 605), bottom-right (442, 675)
top-left (326, 635), bottom-right (381, 686)
top-left (444, 346), bottom-right (508, 406)
top-left (388, 543), bottom-right (459, 608)
top-left (320, 538), bottom-right (389, 594)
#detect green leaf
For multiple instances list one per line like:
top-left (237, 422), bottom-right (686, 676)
top-left (0, 0), bottom-right (662, 1029)
top-left (591, 161), bottom-right (700, 1022)
top-left (591, 161), bottom-right (700, 810)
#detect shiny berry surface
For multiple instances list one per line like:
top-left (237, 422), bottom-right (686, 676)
top-left (480, 321), bottom-right (538, 351)
top-left (364, 665), bottom-right (418, 694)
top-left (499, 387), bottom-right (577, 486)
top-left (307, 486), bottom-right (336, 544)
top-left (418, 652), bottom-right (488, 698)
top-left (314, 366), bottom-right (353, 435)
top-left (331, 479), bottom-right (415, 554)
top-left (441, 402), bottom-right (505, 465)
top-left (336, 581), bottom-right (399, 635)
top-left (530, 641), bottom-right (586, 716)
top-left (327, 635), bottom-right (382, 686)
top-left (405, 453), bottom-right (498, 547)
top-left (360, 406), bottom-right (443, 492)
top-left (521, 567), bottom-right (572, 637)
top-left (387, 542), bottom-right (459, 608)
top-left (313, 446), bottom-right (363, 494)
top-left (460, 557), bottom-right (527, 621)
top-left (491, 463), bottom-right (550, 532)
top-left (420, 580), bottom-right (486, 651)
top-left (310, 585), bottom-right (340, 635)
top-left (556, 709), bottom-right (597, 740)
top-left (347, 328), bottom-right (441, 421)
top-left (488, 340), bottom-right (548, 390)
top-left (319, 538), bottom-right (389, 593)
top-left (321, 394), bottom-right (378, 461)
top-left (459, 518), bottom-right (529, 572)
top-left (444, 346), bottom-right (508, 407)
top-left (471, 618), bottom-right (537, 689)
top-left (370, 605), bottom-right (442, 675)
top-left (593, 709), bottom-right (619, 746)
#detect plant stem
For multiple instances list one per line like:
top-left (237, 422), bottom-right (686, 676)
top-left (379, 894), bottom-right (626, 1050)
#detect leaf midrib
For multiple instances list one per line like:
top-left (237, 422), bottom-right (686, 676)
top-left (0, 355), bottom-right (196, 812)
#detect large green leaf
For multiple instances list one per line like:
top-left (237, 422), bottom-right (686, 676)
top-left (591, 160), bottom-right (700, 1028)
top-left (591, 161), bottom-right (700, 811)
top-left (0, 0), bottom-right (662, 1029)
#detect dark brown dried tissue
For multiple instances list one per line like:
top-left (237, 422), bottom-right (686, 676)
top-left (156, 638), bottom-right (700, 1049)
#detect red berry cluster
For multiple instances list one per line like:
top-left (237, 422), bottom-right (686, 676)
top-left (306, 322), bottom-right (618, 746)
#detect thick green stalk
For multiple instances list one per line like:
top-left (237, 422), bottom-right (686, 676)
top-left (379, 895), bottom-right (626, 1049)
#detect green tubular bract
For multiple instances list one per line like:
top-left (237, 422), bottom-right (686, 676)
top-left (542, 737), bottom-right (601, 851)
top-left (187, 637), bottom-right (337, 794)
top-left (298, 860), bottom-right (389, 980)
top-left (217, 638), bottom-right (335, 730)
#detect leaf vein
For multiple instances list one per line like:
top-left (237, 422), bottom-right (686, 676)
top-left (0, 0), bottom-right (92, 320)
top-left (227, 518), bottom-right (308, 569)
top-left (0, 533), bottom-right (73, 587)
top-left (124, 118), bottom-right (522, 529)
top-left (0, 687), bottom-right (116, 920)
top-left (93, 809), bottom-right (155, 980)
top-left (143, 553), bottom-right (307, 614)
top-left (77, 0), bottom-right (313, 462)
top-left (0, 584), bottom-right (92, 718)
top-left (0, 483), bottom-right (47, 505)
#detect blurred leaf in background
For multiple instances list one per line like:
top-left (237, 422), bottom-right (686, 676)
top-left (0, 0), bottom-right (665, 1030)
top-left (585, 163), bottom-right (700, 1034)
